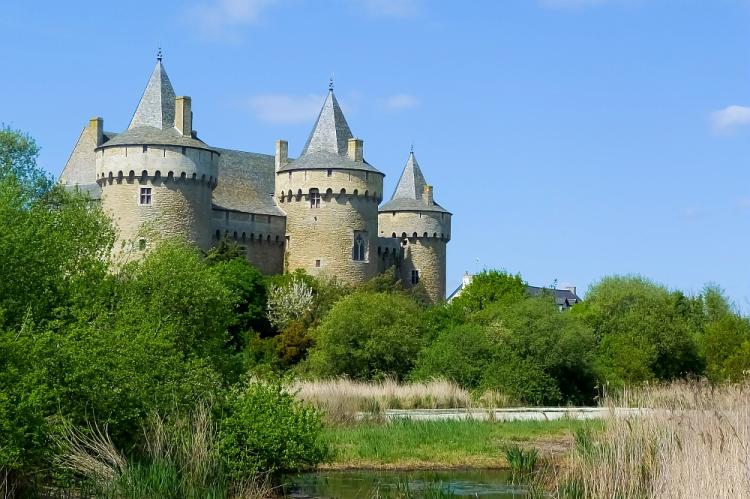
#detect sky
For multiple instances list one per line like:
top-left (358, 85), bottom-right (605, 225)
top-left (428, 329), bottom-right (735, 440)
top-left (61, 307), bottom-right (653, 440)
top-left (2, 0), bottom-right (750, 307)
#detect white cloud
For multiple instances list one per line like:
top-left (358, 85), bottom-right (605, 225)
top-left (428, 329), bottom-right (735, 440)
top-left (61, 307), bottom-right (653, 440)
top-left (382, 94), bottom-right (419, 111)
top-left (538, 0), bottom-right (610, 8)
top-left (355, 0), bottom-right (421, 18)
top-left (189, 0), bottom-right (277, 40)
top-left (711, 105), bottom-right (750, 134)
top-left (245, 94), bottom-right (323, 124)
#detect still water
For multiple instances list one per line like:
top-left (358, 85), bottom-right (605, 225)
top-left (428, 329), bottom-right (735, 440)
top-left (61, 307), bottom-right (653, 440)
top-left (283, 469), bottom-right (527, 498)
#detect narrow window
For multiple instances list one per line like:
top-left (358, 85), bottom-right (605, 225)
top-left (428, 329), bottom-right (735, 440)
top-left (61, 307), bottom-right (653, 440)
top-left (142, 145), bottom-right (148, 153)
top-left (315, 259), bottom-right (321, 268)
top-left (309, 188), bottom-right (321, 208)
top-left (267, 215), bottom-right (271, 223)
top-left (352, 231), bottom-right (367, 262)
top-left (139, 187), bottom-right (152, 205)
top-left (411, 269), bottom-right (420, 285)
top-left (215, 229), bottom-right (221, 240)
top-left (181, 146), bottom-right (187, 155)
top-left (138, 238), bottom-right (147, 251)
top-left (327, 169), bottom-right (332, 177)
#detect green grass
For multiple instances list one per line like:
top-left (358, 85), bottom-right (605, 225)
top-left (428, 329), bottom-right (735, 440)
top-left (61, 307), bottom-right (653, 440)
top-left (323, 418), bottom-right (601, 469)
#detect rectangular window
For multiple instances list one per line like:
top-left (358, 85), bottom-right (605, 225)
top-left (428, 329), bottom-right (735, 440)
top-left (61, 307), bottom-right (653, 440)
top-left (315, 259), bottom-right (321, 268)
top-left (142, 145), bottom-right (148, 153)
top-left (327, 169), bottom-right (332, 177)
top-left (139, 187), bottom-right (152, 205)
top-left (138, 238), bottom-right (147, 251)
top-left (310, 189), bottom-right (321, 209)
top-left (411, 269), bottom-right (420, 285)
top-left (352, 231), bottom-right (367, 262)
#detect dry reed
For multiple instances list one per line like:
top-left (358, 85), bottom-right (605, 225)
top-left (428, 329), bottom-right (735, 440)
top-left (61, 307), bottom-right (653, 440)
top-left (555, 379), bottom-right (750, 499)
top-left (291, 378), bottom-right (510, 423)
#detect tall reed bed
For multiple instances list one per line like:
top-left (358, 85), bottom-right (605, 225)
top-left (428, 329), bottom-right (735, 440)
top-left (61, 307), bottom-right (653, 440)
top-left (54, 403), bottom-right (273, 499)
top-left (554, 380), bottom-right (750, 498)
top-left (291, 379), bottom-right (478, 423)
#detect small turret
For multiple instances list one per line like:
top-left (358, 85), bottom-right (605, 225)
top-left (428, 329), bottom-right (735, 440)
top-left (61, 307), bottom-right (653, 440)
top-left (378, 151), bottom-right (451, 303)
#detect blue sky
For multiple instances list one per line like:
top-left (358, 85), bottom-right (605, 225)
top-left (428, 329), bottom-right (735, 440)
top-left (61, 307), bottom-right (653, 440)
top-left (2, 0), bottom-right (750, 306)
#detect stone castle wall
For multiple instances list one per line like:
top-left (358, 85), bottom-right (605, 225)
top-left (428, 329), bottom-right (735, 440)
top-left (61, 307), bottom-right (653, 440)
top-left (276, 168), bottom-right (384, 284)
top-left (211, 208), bottom-right (286, 274)
top-left (378, 210), bottom-right (451, 303)
top-left (96, 144), bottom-right (218, 256)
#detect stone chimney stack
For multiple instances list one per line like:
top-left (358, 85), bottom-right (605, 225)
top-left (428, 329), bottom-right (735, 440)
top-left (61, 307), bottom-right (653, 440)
top-left (175, 96), bottom-right (192, 136)
top-left (90, 117), bottom-right (104, 147)
top-left (347, 138), bottom-right (363, 162)
top-left (275, 140), bottom-right (288, 171)
top-left (423, 185), bottom-right (434, 206)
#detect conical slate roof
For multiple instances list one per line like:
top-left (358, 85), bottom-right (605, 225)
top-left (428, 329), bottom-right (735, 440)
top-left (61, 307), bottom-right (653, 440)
top-left (278, 88), bottom-right (382, 173)
top-left (100, 57), bottom-right (215, 152)
top-left (379, 151), bottom-right (450, 213)
top-left (128, 59), bottom-right (176, 130)
top-left (301, 89), bottom-right (353, 156)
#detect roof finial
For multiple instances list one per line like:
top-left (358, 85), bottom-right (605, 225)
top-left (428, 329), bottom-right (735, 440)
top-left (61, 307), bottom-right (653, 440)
top-left (410, 142), bottom-right (414, 154)
top-left (329, 73), bottom-right (334, 92)
top-left (157, 47), bottom-right (162, 62)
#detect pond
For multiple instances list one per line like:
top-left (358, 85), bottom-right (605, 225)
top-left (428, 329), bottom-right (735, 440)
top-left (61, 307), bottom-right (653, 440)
top-left (282, 469), bottom-right (527, 498)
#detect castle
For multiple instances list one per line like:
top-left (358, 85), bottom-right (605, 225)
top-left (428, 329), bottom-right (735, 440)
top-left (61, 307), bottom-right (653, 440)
top-left (59, 56), bottom-right (452, 302)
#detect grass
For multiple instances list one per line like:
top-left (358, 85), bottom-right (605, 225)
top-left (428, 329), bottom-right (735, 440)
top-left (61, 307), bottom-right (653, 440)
top-left (292, 378), bottom-right (512, 423)
top-left (323, 418), bottom-right (597, 469)
top-left (549, 379), bottom-right (750, 499)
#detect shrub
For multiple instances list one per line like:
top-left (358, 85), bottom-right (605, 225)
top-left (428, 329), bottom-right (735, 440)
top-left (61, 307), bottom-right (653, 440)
top-left (217, 382), bottom-right (328, 480)
top-left (306, 292), bottom-right (425, 380)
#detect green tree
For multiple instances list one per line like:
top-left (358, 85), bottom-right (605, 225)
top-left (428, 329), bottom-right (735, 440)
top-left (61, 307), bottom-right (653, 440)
top-left (450, 270), bottom-right (527, 314)
top-left (573, 275), bottom-right (703, 386)
top-left (306, 292), bottom-right (425, 380)
top-left (0, 124), bottom-right (51, 200)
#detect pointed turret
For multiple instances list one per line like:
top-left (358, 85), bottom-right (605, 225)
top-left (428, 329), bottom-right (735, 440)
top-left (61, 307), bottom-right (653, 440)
top-left (300, 87), bottom-right (353, 156)
top-left (378, 149), bottom-right (451, 303)
top-left (129, 58), bottom-right (176, 130)
top-left (380, 151), bottom-right (449, 213)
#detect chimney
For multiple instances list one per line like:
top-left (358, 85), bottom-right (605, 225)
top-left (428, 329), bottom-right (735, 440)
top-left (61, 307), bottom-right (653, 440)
top-left (562, 285), bottom-right (577, 296)
top-left (89, 117), bottom-right (103, 147)
top-left (275, 140), bottom-right (288, 171)
top-left (175, 96), bottom-right (192, 136)
top-left (462, 272), bottom-right (473, 287)
top-left (347, 138), bottom-right (363, 162)
top-left (423, 185), bottom-right (434, 205)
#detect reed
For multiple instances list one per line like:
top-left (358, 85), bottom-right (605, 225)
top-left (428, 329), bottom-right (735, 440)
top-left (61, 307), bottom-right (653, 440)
top-left (553, 379), bottom-right (750, 499)
top-left (291, 378), bottom-right (509, 423)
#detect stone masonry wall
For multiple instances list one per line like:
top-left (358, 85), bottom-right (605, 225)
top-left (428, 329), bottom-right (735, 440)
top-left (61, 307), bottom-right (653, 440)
top-left (277, 168), bottom-right (384, 285)
top-left (211, 208), bottom-right (286, 274)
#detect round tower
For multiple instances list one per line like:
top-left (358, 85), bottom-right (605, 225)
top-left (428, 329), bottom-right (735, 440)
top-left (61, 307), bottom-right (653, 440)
top-left (95, 59), bottom-right (218, 257)
top-left (275, 86), bottom-right (384, 284)
top-left (378, 151), bottom-right (451, 303)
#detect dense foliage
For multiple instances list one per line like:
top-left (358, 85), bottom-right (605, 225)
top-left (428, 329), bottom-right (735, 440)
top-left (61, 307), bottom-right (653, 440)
top-left (3, 127), bottom-right (750, 495)
top-left (218, 382), bottom-right (328, 480)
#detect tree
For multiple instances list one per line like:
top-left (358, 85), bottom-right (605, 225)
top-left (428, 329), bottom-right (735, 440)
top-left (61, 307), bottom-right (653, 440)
top-left (0, 124), bottom-right (51, 200)
top-left (450, 270), bottom-right (527, 314)
top-left (573, 275), bottom-right (703, 386)
top-left (306, 292), bottom-right (425, 380)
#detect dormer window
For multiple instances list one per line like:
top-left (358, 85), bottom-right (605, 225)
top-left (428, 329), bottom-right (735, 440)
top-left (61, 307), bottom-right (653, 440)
top-left (310, 188), bottom-right (321, 208)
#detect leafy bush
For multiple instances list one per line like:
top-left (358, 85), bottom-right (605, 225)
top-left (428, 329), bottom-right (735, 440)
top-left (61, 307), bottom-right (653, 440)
top-left (306, 292), bottom-right (425, 380)
top-left (217, 382), bottom-right (328, 480)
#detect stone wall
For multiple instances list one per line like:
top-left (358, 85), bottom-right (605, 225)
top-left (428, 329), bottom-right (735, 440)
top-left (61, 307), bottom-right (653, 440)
top-left (210, 208), bottom-right (286, 274)
top-left (97, 144), bottom-right (218, 259)
top-left (277, 168), bottom-right (384, 285)
top-left (378, 210), bottom-right (451, 303)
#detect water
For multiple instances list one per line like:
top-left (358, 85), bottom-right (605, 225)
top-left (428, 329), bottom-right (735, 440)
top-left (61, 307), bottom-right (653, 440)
top-left (283, 469), bottom-right (527, 498)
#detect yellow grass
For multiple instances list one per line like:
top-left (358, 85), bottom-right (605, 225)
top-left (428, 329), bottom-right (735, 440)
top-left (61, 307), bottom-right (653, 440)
top-left (556, 379), bottom-right (750, 499)
top-left (291, 378), bottom-right (510, 423)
